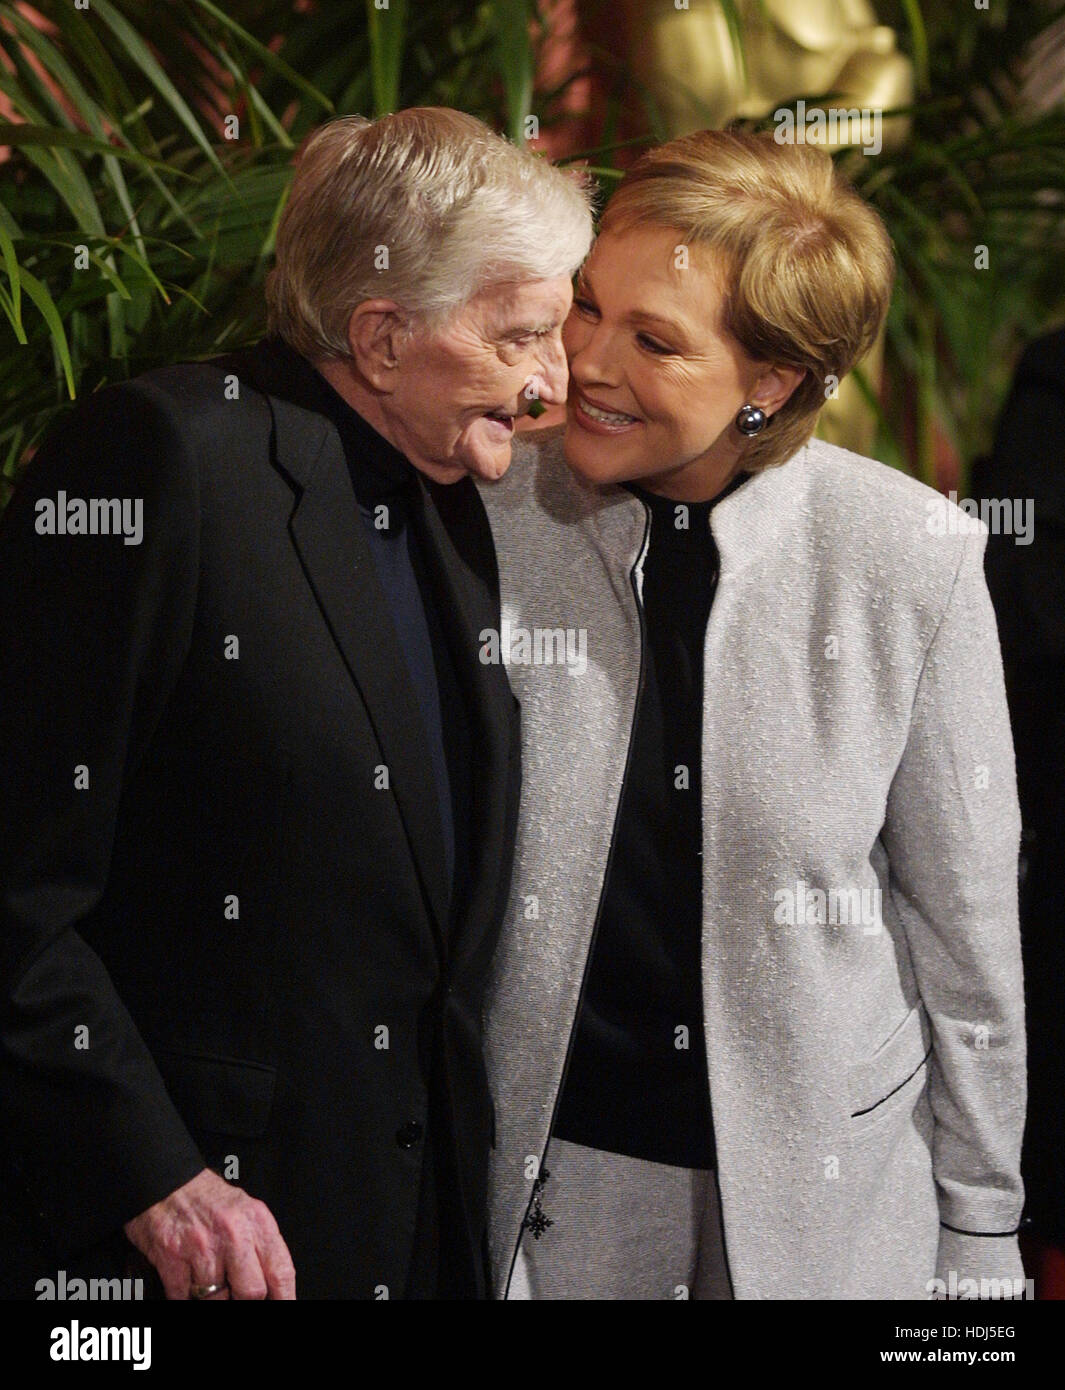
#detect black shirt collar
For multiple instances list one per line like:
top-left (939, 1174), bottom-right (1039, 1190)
top-left (260, 334), bottom-right (415, 510)
top-left (624, 469), bottom-right (750, 546)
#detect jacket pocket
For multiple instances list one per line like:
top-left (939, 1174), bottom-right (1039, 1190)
top-left (847, 1005), bottom-right (931, 1119)
top-left (152, 1047), bottom-right (277, 1139)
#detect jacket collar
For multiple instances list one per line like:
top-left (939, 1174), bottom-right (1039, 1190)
top-left (710, 454), bottom-right (810, 579)
top-left (533, 431), bottom-right (811, 583)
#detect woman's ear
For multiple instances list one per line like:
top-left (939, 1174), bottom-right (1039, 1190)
top-left (347, 300), bottom-right (407, 391)
top-left (751, 364), bottom-right (807, 417)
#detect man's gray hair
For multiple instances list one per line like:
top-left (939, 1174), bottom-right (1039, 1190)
top-left (265, 108), bottom-right (596, 359)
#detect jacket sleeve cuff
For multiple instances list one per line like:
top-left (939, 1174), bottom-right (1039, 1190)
top-left (34, 1129), bottom-right (208, 1259)
top-left (932, 1225), bottom-right (1029, 1299)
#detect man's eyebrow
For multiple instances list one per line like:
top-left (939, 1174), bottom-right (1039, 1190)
top-left (498, 312), bottom-right (567, 341)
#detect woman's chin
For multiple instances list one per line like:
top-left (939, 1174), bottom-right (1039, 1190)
top-left (562, 426), bottom-right (634, 486)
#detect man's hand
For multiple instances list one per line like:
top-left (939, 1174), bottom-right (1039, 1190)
top-left (124, 1168), bottom-right (296, 1300)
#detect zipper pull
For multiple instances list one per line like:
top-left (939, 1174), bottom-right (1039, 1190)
top-left (522, 1166), bottom-right (554, 1240)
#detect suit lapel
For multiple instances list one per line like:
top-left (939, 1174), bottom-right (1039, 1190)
top-left (226, 340), bottom-right (452, 949)
top-left (219, 338), bottom-right (517, 968)
top-left (415, 477), bottom-right (517, 969)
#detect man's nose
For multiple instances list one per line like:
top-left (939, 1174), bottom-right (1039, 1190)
top-left (531, 337), bottom-right (569, 406)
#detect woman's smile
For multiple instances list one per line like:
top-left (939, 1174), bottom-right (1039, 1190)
top-left (571, 390), bottom-right (643, 433)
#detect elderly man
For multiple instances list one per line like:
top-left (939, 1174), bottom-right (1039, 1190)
top-left (0, 108), bottom-right (592, 1300)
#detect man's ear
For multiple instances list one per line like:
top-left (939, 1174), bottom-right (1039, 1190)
top-left (751, 364), bottom-right (807, 417)
top-left (347, 300), bottom-right (407, 391)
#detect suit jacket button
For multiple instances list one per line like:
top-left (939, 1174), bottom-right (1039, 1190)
top-left (395, 1120), bottom-right (423, 1149)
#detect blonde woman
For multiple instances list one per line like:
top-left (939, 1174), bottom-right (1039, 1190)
top-left (478, 131), bottom-right (1026, 1300)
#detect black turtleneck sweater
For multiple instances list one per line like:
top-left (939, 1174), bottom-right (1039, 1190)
top-left (553, 472), bottom-right (746, 1170)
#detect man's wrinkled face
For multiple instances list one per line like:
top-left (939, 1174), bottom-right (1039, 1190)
top-left (384, 276), bottom-right (574, 484)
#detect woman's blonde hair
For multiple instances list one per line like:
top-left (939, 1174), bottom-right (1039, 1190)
top-left (600, 129), bottom-right (895, 472)
top-left (266, 108), bottom-right (595, 359)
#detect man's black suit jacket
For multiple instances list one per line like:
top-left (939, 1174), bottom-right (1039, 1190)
top-left (0, 338), bottom-right (521, 1298)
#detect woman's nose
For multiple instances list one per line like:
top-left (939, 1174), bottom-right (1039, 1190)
top-left (568, 328), bottom-right (620, 389)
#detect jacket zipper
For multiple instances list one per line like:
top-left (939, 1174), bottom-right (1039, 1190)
top-left (505, 501), bottom-right (652, 1293)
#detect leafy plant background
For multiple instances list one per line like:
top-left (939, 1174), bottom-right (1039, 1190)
top-left (1, 0), bottom-right (1063, 503)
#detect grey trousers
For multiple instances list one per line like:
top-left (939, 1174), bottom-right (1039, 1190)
top-left (506, 1137), bottom-right (734, 1300)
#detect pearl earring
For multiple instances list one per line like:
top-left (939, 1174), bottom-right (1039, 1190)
top-left (735, 403), bottom-right (768, 436)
